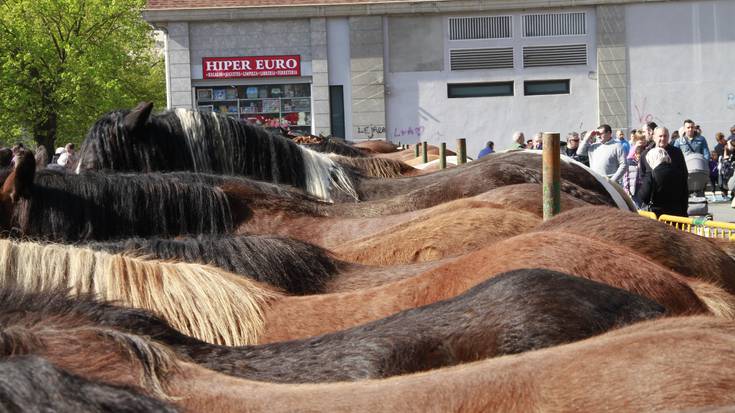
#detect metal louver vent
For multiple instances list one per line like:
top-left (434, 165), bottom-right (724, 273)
top-left (523, 12), bottom-right (586, 37)
top-left (449, 16), bottom-right (512, 40)
top-left (450, 48), bottom-right (514, 71)
top-left (523, 44), bottom-right (587, 68)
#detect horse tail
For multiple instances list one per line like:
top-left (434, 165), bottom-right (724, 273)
top-left (689, 279), bottom-right (735, 319)
top-left (329, 154), bottom-right (414, 178)
top-left (300, 147), bottom-right (358, 201)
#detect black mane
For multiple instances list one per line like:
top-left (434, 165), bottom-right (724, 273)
top-left (86, 234), bottom-right (342, 295)
top-left (77, 108), bottom-right (359, 201)
top-left (0, 356), bottom-right (178, 413)
top-left (9, 170), bottom-right (233, 241)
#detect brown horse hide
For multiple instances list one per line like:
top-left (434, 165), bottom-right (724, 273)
top-left (332, 202), bottom-right (540, 265)
top-left (352, 140), bottom-right (401, 154)
top-left (352, 151), bottom-right (625, 208)
top-left (255, 231), bottom-right (727, 344)
top-left (0, 271), bottom-right (663, 385)
top-left (229, 184), bottom-right (586, 249)
top-left (534, 205), bottom-right (735, 294)
top-left (168, 316), bottom-right (735, 413)
top-left (15, 314), bottom-right (735, 412)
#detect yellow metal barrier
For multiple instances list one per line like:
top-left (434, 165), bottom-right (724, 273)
top-left (657, 214), bottom-right (735, 241)
top-left (637, 210), bottom-right (657, 220)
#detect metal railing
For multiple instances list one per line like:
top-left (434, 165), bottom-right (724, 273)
top-left (638, 211), bottom-right (735, 241)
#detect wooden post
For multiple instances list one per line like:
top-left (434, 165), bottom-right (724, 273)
top-left (542, 132), bottom-right (561, 221)
top-left (439, 142), bottom-right (447, 169)
top-left (421, 141), bottom-right (428, 163)
top-left (414, 143), bottom-right (420, 158)
top-left (457, 138), bottom-right (467, 164)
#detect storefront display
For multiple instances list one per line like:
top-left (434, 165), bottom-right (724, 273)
top-left (195, 82), bottom-right (311, 132)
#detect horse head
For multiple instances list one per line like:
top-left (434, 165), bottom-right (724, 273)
top-left (0, 150), bottom-right (35, 232)
top-left (76, 101), bottom-right (155, 173)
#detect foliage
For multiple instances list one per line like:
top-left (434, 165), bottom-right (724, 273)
top-left (0, 0), bottom-right (165, 149)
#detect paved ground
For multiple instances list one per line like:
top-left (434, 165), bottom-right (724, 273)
top-left (709, 200), bottom-right (735, 223)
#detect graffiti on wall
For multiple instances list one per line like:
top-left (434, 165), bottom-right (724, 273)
top-left (728, 93), bottom-right (735, 110)
top-left (391, 126), bottom-right (425, 139)
top-left (634, 97), bottom-right (656, 125)
top-left (355, 125), bottom-right (386, 139)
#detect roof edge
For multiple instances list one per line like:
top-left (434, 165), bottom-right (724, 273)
top-left (143, 0), bottom-right (670, 23)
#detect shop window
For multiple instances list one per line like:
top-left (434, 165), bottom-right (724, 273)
top-left (523, 79), bottom-right (570, 96)
top-left (195, 83), bottom-right (312, 132)
top-left (329, 86), bottom-right (346, 139)
top-left (447, 82), bottom-right (514, 98)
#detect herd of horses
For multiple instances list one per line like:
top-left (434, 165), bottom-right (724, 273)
top-left (2, 101), bottom-right (735, 412)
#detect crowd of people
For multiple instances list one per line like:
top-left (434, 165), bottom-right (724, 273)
top-left (501, 121), bottom-right (735, 217)
top-left (0, 142), bottom-right (78, 171)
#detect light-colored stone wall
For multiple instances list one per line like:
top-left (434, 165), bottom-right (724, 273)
top-left (188, 20), bottom-right (312, 75)
top-left (349, 16), bottom-right (386, 140)
top-left (167, 22), bottom-right (193, 108)
top-left (596, 5), bottom-right (629, 130)
top-left (310, 18), bottom-right (330, 135)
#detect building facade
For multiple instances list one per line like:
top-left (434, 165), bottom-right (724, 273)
top-left (144, 0), bottom-right (735, 157)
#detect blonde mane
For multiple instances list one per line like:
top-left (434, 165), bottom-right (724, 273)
top-left (328, 154), bottom-right (415, 178)
top-left (0, 240), bottom-right (281, 345)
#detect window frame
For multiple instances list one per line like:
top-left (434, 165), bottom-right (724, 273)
top-left (447, 81), bottom-right (514, 99)
top-left (523, 79), bottom-right (571, 96)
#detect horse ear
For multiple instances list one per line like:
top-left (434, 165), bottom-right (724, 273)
top-left (2, 150), bottom-right (35, 202)
top-left (123, 101), bottom-right (154, 134)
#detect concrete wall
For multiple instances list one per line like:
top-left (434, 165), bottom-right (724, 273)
top-left (350, 16), bottom-right (387, 140)
top-left (327, 18), bottom-right (354, 139)
top-left (385, 10), bottom-right (598, 158)
top-left (388, 16), bottom-right (444, 72)
top-left (167, 22), bottom-right (193, 109)
top-left (597, 5), bottom-right (629, 130)
top-left (626, 0), bottom-right (735, 145)
top-left (310, 18), bottom-right (330, 135)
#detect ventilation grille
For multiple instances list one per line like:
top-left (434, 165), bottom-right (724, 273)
top-left (450, 48), bottom-right (514, 71)
top-left (449, 16), bottom-right (512, 40)
top-left (523, 44), bottom-right (587, 68)
top-left (523, 12), bottom-right (586, 37)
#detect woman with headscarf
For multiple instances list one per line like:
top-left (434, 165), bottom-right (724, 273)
top-left (638, 147), bottom-right (687, 217)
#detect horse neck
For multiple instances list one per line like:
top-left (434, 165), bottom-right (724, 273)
top-left (256, 265), bottom-right (475, 344)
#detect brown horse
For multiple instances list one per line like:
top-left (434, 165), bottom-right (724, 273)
top-left (332, 202), bottom-right (540, 265)
top-left (1, 230), bottom-right (716, 347)
top-left (231, 184), bottom-right (580, 249)
top-left (0, 239), bottom-right (279, 346)
top-left (11, 314), bottom-right (735, 412)
top-left (257, 231), bottom-right (730, 343)
top-left (0, 152), bottom-right (606, 245)
top-left (328, 154), bottom-right (420, 178)
top-left (0, 356), bottom-right (178, 413)
top-left (0, 270), bottom-right (664, 384)
top-left (168, 316), bottom-right (735, 413)
top-left (535, 205), bottom-right (735, 294)
top-left (352, 140), bottom-right (400, 154)
top-left (77, 106), bottom-right (625, 207)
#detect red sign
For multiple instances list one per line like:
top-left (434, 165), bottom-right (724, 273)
top-left (203, 55), bottom-right (301, 79)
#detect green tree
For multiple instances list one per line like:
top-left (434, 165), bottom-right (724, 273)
top-left (0, 0), bottom-right (165, 154)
